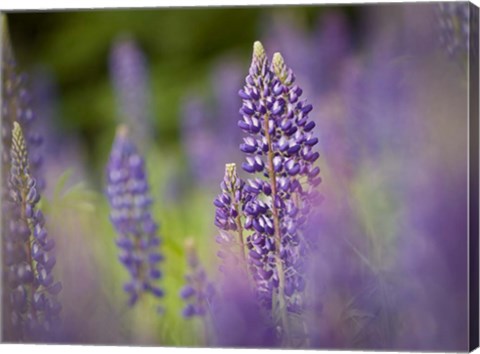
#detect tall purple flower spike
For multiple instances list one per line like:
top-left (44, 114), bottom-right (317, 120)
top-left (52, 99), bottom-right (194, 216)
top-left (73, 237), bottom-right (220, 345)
top-left (109, 36), bottom-right (152, 143)
top-left (238, 41), bottom-right (321, 342)
top-left (2, 32), bottom-right (45, 192)
top-left (2, 25), bottom-right (48, 341)
top-left (214, 163), bottom-right (251, 273)
top-left (180, 238), bottom-right (215, 319)
top-left (106, 125), bottom-right (164, 306)
top-left (5, 122), bottom-right (61, 341)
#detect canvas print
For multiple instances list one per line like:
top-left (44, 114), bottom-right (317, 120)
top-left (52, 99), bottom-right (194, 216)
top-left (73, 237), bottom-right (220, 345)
top-left (0, 2), bottom-right (478, 351)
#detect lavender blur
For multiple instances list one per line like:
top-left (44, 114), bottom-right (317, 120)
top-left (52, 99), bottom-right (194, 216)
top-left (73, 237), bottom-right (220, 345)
top-left (1, 36), bottom-right (45, 191)
top-left (436, 2), bottom-right (471, 59)
top-left (5, 122), bottom-right (62, 341)
top-left (264, 12), bottom-right (352, 96)
top-left (238, 42), bottom-right (321, 335)
top-left (181, 60), bottom-right (244, 189)
top-left (180, 95), bottom-right (219, 187)
top-left (106, 125), bottom-right (164, 306)
top-left (211, 59), bottom-right (245, 154)
top-left (109, 36), bottom-right (152, 143)
top-left (180, 239), bottom-right (214, 318)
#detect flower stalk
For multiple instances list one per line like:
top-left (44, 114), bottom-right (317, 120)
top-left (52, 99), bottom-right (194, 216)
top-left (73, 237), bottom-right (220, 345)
top-left (233, 41), bottom-right (321, 345)
top-left (106, 125), bottom-right (164, 306)
top-left (6, 122), bottom-right (61, 341)
top-left (180, 238), bottom-right (215, 345)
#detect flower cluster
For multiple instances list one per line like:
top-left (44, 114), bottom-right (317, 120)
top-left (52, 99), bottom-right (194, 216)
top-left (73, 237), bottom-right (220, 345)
top-left (237, 42), bottom-right (321, 315)
top-left (4, 122), bottom-right (61, 341)
top-left (213, 41), bottom-right (321, 344)
top-left (436, 2), bottom-right (472, 59)
top-left (180, 239), bottom-right (214, 318)
top-left (106, 125), bottom-right (164, 306)
top-left (2, 32), bottom-right (49, 341)
top-left (109, 36), bottom-right (152, 143)
top-left (213, 163), bottom-right (252, 280)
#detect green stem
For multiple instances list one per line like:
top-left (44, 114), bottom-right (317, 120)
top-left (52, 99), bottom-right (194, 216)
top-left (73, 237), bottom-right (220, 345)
top-left (20, 186), bottom-right (38, 340)
top-left (263, 112), bottom-right (290, 345)
top-left (231, 197), bottom-right (247, 264)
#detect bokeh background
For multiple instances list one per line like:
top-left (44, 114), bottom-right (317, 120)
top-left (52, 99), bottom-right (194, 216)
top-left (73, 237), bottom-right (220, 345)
top-left (1, 2), bottom-right (476, 350)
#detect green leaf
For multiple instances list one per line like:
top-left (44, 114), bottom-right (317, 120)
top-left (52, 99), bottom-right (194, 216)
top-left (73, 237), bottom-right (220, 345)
top-left (52, 168), bottom-right (74, 201)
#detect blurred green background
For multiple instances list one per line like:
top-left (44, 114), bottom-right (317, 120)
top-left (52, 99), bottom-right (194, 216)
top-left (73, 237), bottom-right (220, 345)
top-left (6, 7), bottom-right (359, 178)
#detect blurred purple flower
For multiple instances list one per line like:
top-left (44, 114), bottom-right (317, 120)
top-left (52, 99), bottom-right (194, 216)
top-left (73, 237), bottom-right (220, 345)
top-left (436, 2), bottom-right (471, 59)
top-left (106, 125), bottom-right (164, 306)
top-left (263, 13), bottom-right (314, 87)
top-left (109, 35), bottom-right (152, 143)
top-left (181, 57), bottom-right (245, 190)
top-left (212, 58), bottom-right (245, 148)
top-left (264, 11), bottom-right (352, 96)
top-left (312, 12), bottom-right (352, 93)
top-left (210, 264), bottom-right (277, 348)
top-left (180, 239), bottom-right (214, 319)
top-left (180, 94), bottom-right (219, 186)
top-left (5, 122), bottom-right (62, 341)
top-left (2, 39), bottom-right (45, 192)
top-left (30, 67), bottom-right (88, 197)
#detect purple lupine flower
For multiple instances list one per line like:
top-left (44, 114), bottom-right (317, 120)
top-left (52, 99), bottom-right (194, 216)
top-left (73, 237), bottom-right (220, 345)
top-left (436, 2), bottom-right (471, 60)
top-left (2, 31), bottom-right (47, 341)
top-left (212, 163), bottom-right (279, 346)
top-left (210, 264), bottom-right (277, 348)
top-left (212, 58), bottom-right (245, 148)
top-left (180, 93), bottom-right (221, 187)
top-left (109, 35), bottom-right (152, 144)
top-left (106, 125), bottom-right (164, 306)
top-left (262, 12), bottom-right (315, 93)
top-left (214, 163), bottom-right (250, 273)
top-left (1, 37), bottom-right (45, 192)
top-left (312, 11), bottom-right (352, 94)
top-left (180, 238), bottom-right (215, 319)
top-left (30, 68), bottom-right (89, 198)
top-left (4, 122), bottom-right (62, 341)
top-left (238, 41), bottom-right (321, 340)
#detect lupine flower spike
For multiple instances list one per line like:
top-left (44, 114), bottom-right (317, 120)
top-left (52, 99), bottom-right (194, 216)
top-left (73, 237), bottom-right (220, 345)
top-left (238, 41), bottom-right (321, 344)
top-left (106, 125), bottom-right (164, 306)
top-left (180, 238), bottom-right (215, 319)
top-left (109, 36), bottom-right (152, 144)
top-left (2, 29), bottom-right (46, 340)
top-left (214, 163), bottom-right (251, 273)
top-left (180, 238), bottom-right (215, 345)
top-left (5, 122), bottom-right (61, 341)
top-left (1, 36), bottom-right (45, 192)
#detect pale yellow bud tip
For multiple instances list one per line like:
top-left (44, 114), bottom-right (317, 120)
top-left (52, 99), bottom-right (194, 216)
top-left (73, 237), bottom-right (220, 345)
top-left (253, 41), bottom-right (266, 59)
top-left (225, 163), bottom-right (237, 181)
top-left (12, 121), bottom-right (24, 143)
top-left (272, 52), bottom-right (288, 82)
top-left (272, 52), bottom-right (285, 67)
top-left (184, 237), bottom-right (195, 250)
top-left (116, 124), bottom-right (129, 139)
top-left (13, 121), bottom-right (21, 134)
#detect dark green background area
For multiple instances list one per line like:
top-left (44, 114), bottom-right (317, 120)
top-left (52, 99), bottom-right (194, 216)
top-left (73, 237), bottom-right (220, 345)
top-left (5, 6), bottom-right (356, 149)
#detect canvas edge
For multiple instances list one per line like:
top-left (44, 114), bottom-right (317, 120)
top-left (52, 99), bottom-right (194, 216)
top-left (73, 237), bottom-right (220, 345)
top-left (0, 10), bottom-right (5, 346)
top-left (469, 1), bottom-right (480, 352)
